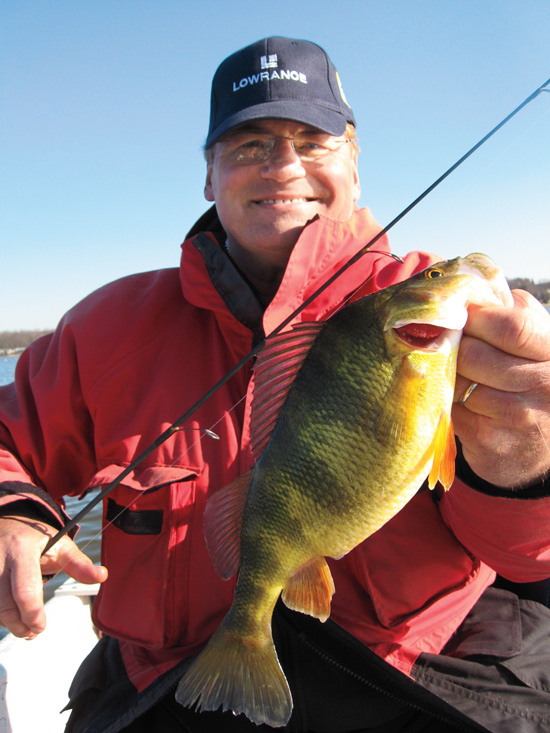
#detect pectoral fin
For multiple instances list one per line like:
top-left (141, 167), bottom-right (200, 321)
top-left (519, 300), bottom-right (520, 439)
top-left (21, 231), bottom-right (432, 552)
top-left (427, 411), bottom-right (456, 491)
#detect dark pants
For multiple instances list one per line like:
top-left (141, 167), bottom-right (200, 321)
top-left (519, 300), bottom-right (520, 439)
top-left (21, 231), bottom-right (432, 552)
top-left (66, 588), bottom-right (550, 733)
top-left (116, 695), bottom-right (442, 733)
top-left (411, 591), bottom-right (550, 733)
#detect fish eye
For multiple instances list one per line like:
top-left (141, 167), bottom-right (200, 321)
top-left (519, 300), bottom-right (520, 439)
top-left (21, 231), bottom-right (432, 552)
top-left (425, 268), bottom-right (444, 279)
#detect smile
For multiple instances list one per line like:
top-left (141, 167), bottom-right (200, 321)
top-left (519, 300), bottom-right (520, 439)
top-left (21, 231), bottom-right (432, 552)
top-left (255, 198), bottom-right (312, 205)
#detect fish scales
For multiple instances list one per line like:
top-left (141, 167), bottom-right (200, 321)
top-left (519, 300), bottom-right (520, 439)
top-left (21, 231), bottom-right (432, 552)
top-left (259, 302), bottom-right (441, 543)
top-left (176, 253), bottom-right (513, 727)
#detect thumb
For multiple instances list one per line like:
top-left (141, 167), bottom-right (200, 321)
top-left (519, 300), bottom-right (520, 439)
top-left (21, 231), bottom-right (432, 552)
top-left (41, 536), bottom-right (108, 585)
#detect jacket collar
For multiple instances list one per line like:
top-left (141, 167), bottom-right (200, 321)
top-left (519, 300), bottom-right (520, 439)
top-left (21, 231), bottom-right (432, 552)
top-left (180, 206), bottom-right (392, 338)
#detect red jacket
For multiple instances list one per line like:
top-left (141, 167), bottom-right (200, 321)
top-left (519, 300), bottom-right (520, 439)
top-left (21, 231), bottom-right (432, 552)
top-left (1, 208), bottom-right (550, 692)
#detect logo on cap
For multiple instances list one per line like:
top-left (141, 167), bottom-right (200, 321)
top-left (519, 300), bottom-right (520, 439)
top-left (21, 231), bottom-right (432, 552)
top-left (232, 55), bottom-right (308, 92)
top-left (260, 54), bottom-right (278, 70)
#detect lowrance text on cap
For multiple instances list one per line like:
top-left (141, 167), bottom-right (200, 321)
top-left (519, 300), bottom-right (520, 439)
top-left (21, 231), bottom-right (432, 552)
top-left (206, 37), bottom-right (355, 147)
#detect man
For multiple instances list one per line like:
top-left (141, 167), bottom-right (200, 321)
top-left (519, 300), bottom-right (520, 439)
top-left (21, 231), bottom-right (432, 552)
top-left (1, 37), bottom-right (550, 732)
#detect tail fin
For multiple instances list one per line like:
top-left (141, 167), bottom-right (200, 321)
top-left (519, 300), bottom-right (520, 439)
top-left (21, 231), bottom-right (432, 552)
top-left (175, 622), bottom-right (293, 728)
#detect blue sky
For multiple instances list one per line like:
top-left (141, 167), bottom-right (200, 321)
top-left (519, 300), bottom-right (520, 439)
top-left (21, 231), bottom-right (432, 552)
top-left (2, 0), bottom-right (549, 330)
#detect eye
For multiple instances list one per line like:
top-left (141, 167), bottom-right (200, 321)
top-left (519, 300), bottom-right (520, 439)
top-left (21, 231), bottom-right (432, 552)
top-left (223, 136), bottom-right (267, 158)
top-left (295, 140), bottom-right (323, 150)
top-left (241, 139), bottom-right (264, 149)
top-left (425, 267), bottom-right (444, 280)
top-left (229, 137), bottom-right (270, 162)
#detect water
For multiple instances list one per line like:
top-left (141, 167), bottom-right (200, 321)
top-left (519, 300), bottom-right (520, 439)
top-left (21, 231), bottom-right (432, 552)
top-left (0, 356), bottom-right (102, 599)
top-left (0, 357), bottom-right (18, 386)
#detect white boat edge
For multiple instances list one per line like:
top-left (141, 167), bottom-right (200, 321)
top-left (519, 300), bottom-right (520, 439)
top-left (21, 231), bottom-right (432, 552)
top-left (0, 579), bottom-right (100, 733)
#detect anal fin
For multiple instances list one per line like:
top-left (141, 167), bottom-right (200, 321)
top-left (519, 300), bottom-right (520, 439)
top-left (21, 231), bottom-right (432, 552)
top-left (281, 556), bottom-right (335, 622)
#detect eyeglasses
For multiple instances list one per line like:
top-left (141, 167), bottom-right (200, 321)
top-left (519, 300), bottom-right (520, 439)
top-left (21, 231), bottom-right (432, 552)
top-left (219, 134), bottom-right (352, 165)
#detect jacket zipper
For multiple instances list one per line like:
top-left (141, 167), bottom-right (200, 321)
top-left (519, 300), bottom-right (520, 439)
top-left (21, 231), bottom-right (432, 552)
top-left (298, 632), bottom-right (491, 733)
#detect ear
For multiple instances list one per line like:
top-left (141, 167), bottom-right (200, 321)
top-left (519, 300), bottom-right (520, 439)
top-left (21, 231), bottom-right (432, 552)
top-left (204, 163), bottom-right (215, 202)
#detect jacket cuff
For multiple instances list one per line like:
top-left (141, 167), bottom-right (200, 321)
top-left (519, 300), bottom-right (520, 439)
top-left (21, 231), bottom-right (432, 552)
top-left (455, 441), bottom-right (550, 499)
top-left (0, 481), bottom-right (68, 530)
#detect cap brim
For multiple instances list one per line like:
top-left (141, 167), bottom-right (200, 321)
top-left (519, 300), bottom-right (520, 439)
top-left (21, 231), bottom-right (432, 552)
top-left (205, 100), bottom-right (350, 148)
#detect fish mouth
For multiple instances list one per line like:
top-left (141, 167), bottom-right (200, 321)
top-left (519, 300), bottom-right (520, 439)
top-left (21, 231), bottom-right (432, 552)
top-left (393, 323), bottom-right (449, 349)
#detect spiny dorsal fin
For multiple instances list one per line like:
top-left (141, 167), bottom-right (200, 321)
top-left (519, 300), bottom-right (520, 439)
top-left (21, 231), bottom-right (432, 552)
top-left (251, 322), bottom-right (324, 459)
top-left (281, 556), bottom-right (335, 622)
top-left (203, 469), bottom-right (253, 579)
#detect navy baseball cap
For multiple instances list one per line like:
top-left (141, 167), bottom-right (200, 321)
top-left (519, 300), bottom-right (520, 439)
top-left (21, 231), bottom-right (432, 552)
top-left (205, 36), bottom-right (356, 148)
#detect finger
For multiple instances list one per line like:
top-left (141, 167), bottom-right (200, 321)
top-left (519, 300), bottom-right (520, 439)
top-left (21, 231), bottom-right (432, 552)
top-left (453, 383), bottom-right (535, 423)
top-left (8, 551), bottom-right (48, 637)
top-left (464, 290), bottom-right (550, 362)
top-left (41, 537), bottom-right (108, 585)
top-left (457, 335), bottom-right (544, 393)
top-left (452, 392), bottom-right (550, 488)
top-left (0, 539), bottom-right (47, 638)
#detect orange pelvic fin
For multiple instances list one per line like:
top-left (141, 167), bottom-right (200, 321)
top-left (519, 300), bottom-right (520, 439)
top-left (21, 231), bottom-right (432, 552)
top-left (281, 556), bottom-right (335, 622)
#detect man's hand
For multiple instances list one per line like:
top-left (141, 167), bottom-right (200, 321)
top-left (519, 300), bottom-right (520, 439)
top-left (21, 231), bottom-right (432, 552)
top-left (453, 290), bottom-right (550, 489)
top-left (0, 516), bottom-right (107, 638)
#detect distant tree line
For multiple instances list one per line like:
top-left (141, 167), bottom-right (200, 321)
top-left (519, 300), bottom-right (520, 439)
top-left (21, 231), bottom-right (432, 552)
top-left (0, 330), bottom-right (52, 351)
top-left (507, 278), bottom-right (550, 304)
top-left (0, 278), bottom-right (548, 352)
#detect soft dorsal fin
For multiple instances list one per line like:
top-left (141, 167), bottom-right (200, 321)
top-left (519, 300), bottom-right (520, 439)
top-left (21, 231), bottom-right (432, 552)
top-left (250, 322), bottom-right (324, 459)
top-left (281, 556), bottom-right (335, 622)
top-left (204, 469), bottom-right (253, 579)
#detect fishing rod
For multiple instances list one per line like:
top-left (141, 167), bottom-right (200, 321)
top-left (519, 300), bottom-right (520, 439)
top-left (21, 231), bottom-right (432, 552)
top-left (42, 75), bottom-right (550, 555)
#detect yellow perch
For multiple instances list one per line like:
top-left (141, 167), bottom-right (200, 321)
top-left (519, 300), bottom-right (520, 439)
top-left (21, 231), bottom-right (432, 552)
top-left (176, 253), bottom-right (512, 727)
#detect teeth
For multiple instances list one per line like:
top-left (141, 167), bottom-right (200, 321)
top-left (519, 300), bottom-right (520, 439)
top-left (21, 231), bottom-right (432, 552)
top-left (259, 198), bottom-right (309, 204)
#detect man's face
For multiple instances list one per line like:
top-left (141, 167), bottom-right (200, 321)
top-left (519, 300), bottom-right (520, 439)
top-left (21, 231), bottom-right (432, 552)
top-left (204, 120), bottom-right (361, 268)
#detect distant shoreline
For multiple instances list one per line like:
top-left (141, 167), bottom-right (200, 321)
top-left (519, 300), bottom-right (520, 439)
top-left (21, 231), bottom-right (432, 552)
top-left (0, 330), bottom-right (52, 354)
top-left (1, 295), bottom-right (549, 354)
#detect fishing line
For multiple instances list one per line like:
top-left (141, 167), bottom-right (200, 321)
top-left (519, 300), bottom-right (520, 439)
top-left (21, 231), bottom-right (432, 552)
top-left (42, 264), bottom-right (385, 583)
top-left (54, 262), bottom-right (379, 576)
top-left (442, 103), bottom-right (550, 202)
top-left (43, 395), bottom-right (249, 581)
top-left (41, 255), bottom-right (395, 564)
top-left (41, 75), bottom-right (550, 557)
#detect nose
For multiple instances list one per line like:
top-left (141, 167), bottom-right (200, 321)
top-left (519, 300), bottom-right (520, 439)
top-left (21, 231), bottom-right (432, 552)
top-left (260, 138), bottom-right (306, 180)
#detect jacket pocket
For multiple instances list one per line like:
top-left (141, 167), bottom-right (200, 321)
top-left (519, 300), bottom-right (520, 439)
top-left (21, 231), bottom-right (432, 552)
top-left (88, 464), bottom-right (198, 648)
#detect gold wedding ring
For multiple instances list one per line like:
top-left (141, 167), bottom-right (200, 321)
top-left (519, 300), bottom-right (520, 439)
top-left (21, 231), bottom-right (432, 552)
top-left (459, 382), bottom-right (479, 405)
